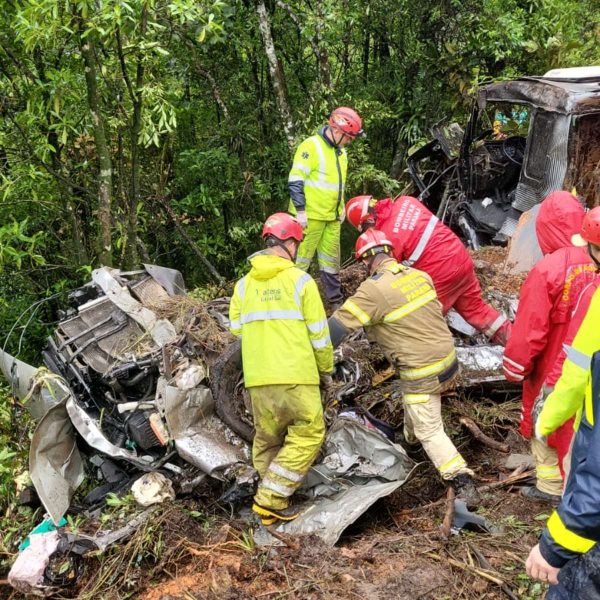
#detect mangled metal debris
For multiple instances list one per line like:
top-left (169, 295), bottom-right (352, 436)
top-left (0, 258), bottom-right (521, 596)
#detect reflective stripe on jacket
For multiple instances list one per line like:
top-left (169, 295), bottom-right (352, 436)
top-left (539, 349), bottom-right (600, 568)
top-left (374, 196), bottom-right (476, 314)
top-left (330, 258), bottom-right (456, 390)
top-left (229, 253), bottom-right (333, 387)
top-left (288, 130), bottom-right (348, 221)
top-left (537, 286), bottom-right (600, 438)
top-left (502, 246), bottom-right (597, 439)
top-left (502, 191), bottom-right (595, 440)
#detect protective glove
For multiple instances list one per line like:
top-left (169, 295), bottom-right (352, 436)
top-left (338, 207), bottom-right (346, 223)
top-left (533, 384), bottom-right (554, 443)
top-left (296, 210), bottom-right (308, 229)
top-left (319, 373), bottom-right (334, 390)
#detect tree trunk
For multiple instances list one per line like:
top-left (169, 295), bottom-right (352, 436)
top-left (314, 0), bottom-right (332, 95)
top-left (362, 0), bottom-right (371, 83)
top-left (256, 0), bottom-right (295, 152)
top-left (79, 28), bottom-right (113, 266)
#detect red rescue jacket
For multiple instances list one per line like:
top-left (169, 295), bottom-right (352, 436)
top-left (374, 196), bottom-right (474, 313)
top-left (502, 192), bottom-right (597, 443)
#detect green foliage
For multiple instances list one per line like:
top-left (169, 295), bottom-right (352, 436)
top-left (0, 0), bottom-right (597, 360)
top-left (0, 383), bottom-right (38, 574)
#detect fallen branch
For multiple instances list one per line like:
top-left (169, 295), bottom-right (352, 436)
top-left (477, 465), bottom-right (534, 493)
top-left (266, 528), bottom-right (300, 551)
top-left (426, 552), bottom-right (505, 586)
top-left (470, 544), bottom-right (519, 600)
top-left (439, 487), bottom-right (455, 538)
top-left (460, 416), bottom-right (510, 453)
top-left (158, 198), bottom-right (225, 285)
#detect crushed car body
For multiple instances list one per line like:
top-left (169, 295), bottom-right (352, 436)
top-left (407, 67), bottom-right (600, 252)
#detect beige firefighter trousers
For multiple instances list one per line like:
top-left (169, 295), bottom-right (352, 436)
top-left (250, 384), bottom-right (325, 510)
top-left (531, 438), bottom-right (563, 496)
top-left (403, 393), bottom-right (472, 480)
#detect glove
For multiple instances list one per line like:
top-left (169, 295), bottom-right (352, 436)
top-left (339, 207), bottom-right (346, 223)
top-left (319, 373), bottom-right (334, 389)
top-left (296, 210), bottom-right (308, 229)
top-left (533, 384), bottom-right (554, 443)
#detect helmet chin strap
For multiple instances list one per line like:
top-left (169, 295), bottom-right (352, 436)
top-left (270, 239), bottom-right (298, 262)
top-left (589, 244), bottom-right (600, 270)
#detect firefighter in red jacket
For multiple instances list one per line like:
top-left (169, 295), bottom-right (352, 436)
top-left (345, 195), bottom-right (511, 344)
top-left (502, 192), bottom-right (599, 503)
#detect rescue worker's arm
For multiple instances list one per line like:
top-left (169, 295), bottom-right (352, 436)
top-left (288, 139), bottom-right (317, 212)
top-left (302, 277), bottom-right (334, 373)
top-left (537, 289), bottom-right (600, 437)
top-left (539, 417), bottom-right (600, 567)
top-left (228, 279), bottom-right (243, 337)
top-left (328, 283), bottom-right (386, 348)
top-left (502, 267), bottom-right (553, 382)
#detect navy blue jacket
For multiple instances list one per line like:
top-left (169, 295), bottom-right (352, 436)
top-left (540, 350), bottom-right (600, 568)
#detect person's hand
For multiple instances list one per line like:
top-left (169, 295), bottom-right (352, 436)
top-left (526, 544), bottom-right (560, 585)
top-left (296, 211), bottom-right (308, 229)
top-left (339, 208), bottom-right (346, 223)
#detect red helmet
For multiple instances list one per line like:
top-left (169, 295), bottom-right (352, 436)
top-left (346, 195), bottom-right (375, 230)
top-left (573, 207), bottom-right (600, 246)
top-left (262, 213), bottom-right (304, 243)
top-left (329, 107), bottom-right (364, 138)
top-left (355, 229), bottom-right (393, 260)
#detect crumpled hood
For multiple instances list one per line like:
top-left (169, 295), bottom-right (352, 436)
top-left (536, 191), bottom-right (585, 255)
top-left (248, 253), bottom-right (295, 280)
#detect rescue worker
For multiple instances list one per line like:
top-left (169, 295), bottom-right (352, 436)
top-left (327, 229), bottom-right (479, 506)
top-left (525, 344), bottom-right (600, 597)
top-left (534, 207), bottom-right (600, 444)
top-left (229, 213), bottom-right (334, 525)
top-left (502, 192), bottom-right (598, 504)
top-left (288, 107), bottom-right (365, 309)
top-left (345, 194), bottom-right (511, 344)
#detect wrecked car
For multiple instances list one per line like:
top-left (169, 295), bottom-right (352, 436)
top-left (407, 66), bottom-right (600, 248)
top-left (1, 257), bottom-right (519, 594)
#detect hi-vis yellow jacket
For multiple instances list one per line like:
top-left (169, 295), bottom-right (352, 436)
top-left (288, 130), bottom-right (348, 221)
top-left (537, 285), bottom-right (600, 437)
top-left (229, 253), bottom-right (333, 387)
top-left (539, 348), bottom-right (600, 568)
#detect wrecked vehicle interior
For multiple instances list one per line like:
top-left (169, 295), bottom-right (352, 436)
top-left (407, 71), bottom-right (600, 248)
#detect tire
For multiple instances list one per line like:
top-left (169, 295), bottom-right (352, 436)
top-left (210, 340), bottom-right (255, 442)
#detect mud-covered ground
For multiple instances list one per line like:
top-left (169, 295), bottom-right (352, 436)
top-left (22, 394), bottom-right (549, 600)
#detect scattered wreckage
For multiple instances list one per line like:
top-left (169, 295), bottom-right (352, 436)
top-left (408, 66), bottom-right (600, 251)
top-left (1, 259), bottom-right (518, 595)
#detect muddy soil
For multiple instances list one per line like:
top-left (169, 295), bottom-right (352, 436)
top-left (59, 396), bottom-right (551, 600)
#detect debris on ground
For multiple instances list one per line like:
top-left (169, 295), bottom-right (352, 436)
top-left (471, 246), bottom-right (526, 295)
top-left (0, 256), bottom-right (539, 598)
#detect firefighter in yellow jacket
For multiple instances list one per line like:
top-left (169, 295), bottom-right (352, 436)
top-left (288, 107), bottom-right (364, 308)
top-left (229, 213), bottom-right (334, 524)
top-left (328, 229), bottom-right (479, 506)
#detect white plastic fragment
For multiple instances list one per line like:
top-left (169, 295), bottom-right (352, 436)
top-left (131, 472), bottom-right (176, 507)
top-left (8, 531), bottom-right (60, 597)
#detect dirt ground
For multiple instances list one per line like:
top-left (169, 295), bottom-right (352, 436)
top-left (46, 394), bottom-right (550, 600)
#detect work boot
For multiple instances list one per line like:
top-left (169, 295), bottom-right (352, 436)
top-left (520, 486), bottom-right (561, 507)
top-left (451, 473), bottom-right (481, 510)
top-left (252, 503), bottom-right (301, 526)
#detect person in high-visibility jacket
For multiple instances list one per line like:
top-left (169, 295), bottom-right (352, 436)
top-left (345, 194), bottom-right (511, 344)
top-left (502, 192), bottom-right (598, 504)
top-left (525, 349), bottom-right (600, 596)
top-left (327, 229), bottom-right (480, 507)
top-left (536, 209), bottom-right (600, 442)
top-left (288, 107), bottom-right (365, 308)
top-left (229, 213), bottom-right (334, 525)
